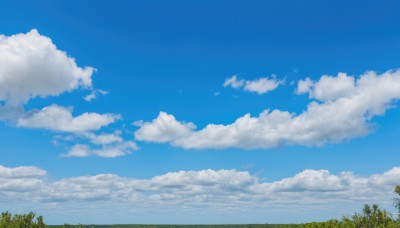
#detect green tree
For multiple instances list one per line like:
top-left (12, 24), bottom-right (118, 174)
top-left (0, 211), bottom-right (46, 227)
top-left (351, 204), bottom-right (393, 227)
top-left (395, 185), bottom-right (400, 221)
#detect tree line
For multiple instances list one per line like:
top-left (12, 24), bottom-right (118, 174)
top-left (301, 185), bottom-right (400, 227)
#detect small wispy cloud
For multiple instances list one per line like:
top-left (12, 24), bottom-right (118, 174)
top-left (62, 141), bottom-right (138, 158)
top-left (84, 89), bottom-right (109, 102)
top-left (223, 75), bottom-right (284, 94)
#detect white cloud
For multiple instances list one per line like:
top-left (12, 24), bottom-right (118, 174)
top-left (0, 29), bottom-right (94, 106)
top-left (296, 77), bottom-right (314, 94)
top-left (59, 131), bottom-right (137, 158)
top-left (151, 169), bottom-right (257, 188)
top-left (0, 165), bottom-right (46, 179)
top-left (63, 144), bottom-right (91, 157)
top-left (244, 77), bottom-right (284, 94)
top-left (134, 111), bottom-right (196, 143)
top-left (0, 165), bottom-right (46, 192)
top-left (368, 167), bottom-right (400, 186)
top-left (136, 69), bottom-right (400, 149)
top-left (63, 141), bottom-right (138, 158)
top-left (297, 73), bottom-right (356, 102)
top-left (83, 131), bottom-right (123, 145)
top-left (223, 75), bottom-right (283, 94)
top-left (223, 75), bottom-right (244, 89)
top-left (268, 169), bottom-right (349, 192)
top-left (83, 91), bottom-right (97, 102)
top-left (16, 104), bottom-right (119, 133)
top-left (92, 141), bottom-right (138, 157)
top-left (84, 89), bottom-right (109, 102)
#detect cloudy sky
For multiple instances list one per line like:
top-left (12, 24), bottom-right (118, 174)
top-left (1, 0), bottom-right (400, 224)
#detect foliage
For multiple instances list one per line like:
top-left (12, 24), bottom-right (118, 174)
top-left (299, 186), bottom-right (400, 227)
top-left (0, 211), bottom-right (45, 228)
top-left (395, 185), bottom-right (400, 221)
top-left (300, 203), bottom-right (399, 227)
top-left (352, 204), bottom-right (394, 227)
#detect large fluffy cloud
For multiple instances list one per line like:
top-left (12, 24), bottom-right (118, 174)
top-left (135, 69), bottom-right (400, 149)
top-left (0, 29), bottom-right (94, 106)
top-left (0, 30), bottom-right (116, 131)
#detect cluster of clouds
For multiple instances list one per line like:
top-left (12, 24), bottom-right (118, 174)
top-left (1, 164), bottom-right (398, 214)
top-left (223, 75), bottom-right (284, 94)
top-left (135, 69), bottom-right (400, 149)
top-left (0, 29), bottom-right (137, 157)
top-left (2, 29), bottom-right (400, 155)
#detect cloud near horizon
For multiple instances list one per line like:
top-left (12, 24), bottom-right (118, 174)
top-left (1, 164), bottom-right (398, 211)
top-left (135, 69), bottom-right (400, 149)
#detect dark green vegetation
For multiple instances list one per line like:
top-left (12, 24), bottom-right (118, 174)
top-left (3, 185), bottom-right (400, 228)
top-left (0, 211), bottom-right (45, 228)
top-left (301, 203), bottom-right (399, 227)
top-left (395, 185), bottom-right (400, 220)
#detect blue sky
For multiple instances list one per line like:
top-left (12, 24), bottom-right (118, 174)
top-left (1, 0), bottom-right (400, 224)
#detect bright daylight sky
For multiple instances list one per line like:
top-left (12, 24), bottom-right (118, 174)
top-left (1, 0), bottom-right (400, 225)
